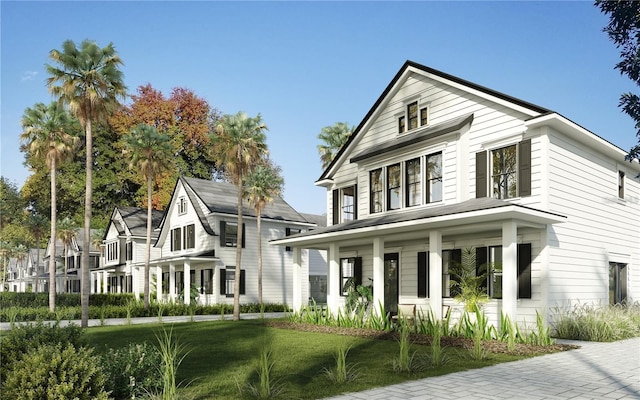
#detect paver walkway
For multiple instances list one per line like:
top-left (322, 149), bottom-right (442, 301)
top-left (326, 337), bottom-right (640, 400)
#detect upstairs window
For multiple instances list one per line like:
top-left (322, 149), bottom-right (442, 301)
top-left (491, 145), bottom-right (517, 199)
top-left (178, 197), bottom-right (187, 215)
top-left (618, 170), bottom-right (625, 199)
top-left (370, 169), bottom-right (383, 214)
top-left (420, 106), bottom-right (429, 126)
top-left (407, 101), bottom-right (419, 130)
top-left (125, 242), bottom-right (133, 261)
top-left (405, 158), bottom-right (421, 207)
top-left (220, 221), bottom-right (245, 248)
top-left (106, 242), bottom-right (118, 262)
top-left (398, 101), bottom-right (429, 133)
top-left (332, 185), bottom-right (357, 224)
top-left (184, 224), bottom-right (195, 249)
top-left (426, 152), bottom-right (443, 203)
top-left (387, 163), bottom-right (401, 210)
top-left (171, 227), bottom-right (182, 251)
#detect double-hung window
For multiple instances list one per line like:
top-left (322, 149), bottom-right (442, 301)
top-left (609, 263), bottom-right (627, 305)
top-left (106, 242), bottom-right (118, 262)
top-left (332, 185), bottom-right (357, 224)
top-left (125, 242), bottom-right (133, 261)
top-left (201, 268), bottom-right (214, 294)
top-left (220, 268), bottom-right (245, 297)
top-left (387, 163), bottom-right (401, 210)
top-left (426, 152), bottom-right (443, 203)
top-left (220, 221), bottom-right (245, 248)
top-left (171, 228), bottom-right (182, 251)
top-left (184, 224), bottom-right (195, 249)
top-left (477, 139), bottom-right (531, 199)
top-left (398, 101), bottom-right (429, 133)
top-left (370, 168), bottom-right (383, 214)
top-left (405, 158), bottom-right (421, 207)
top-left (339, 257), bottom-right (362, 296)
top-left (491, 145), bottom-right (517, 199)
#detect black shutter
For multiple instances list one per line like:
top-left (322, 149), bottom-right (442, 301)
top-left (417, 251), bottom-right (428, 298)
top-left (518, 139), bottom-right (532, 197)
top-left (476, 247), bottom-right (488, 292)
top-left (219, 269), bottom-right (226, 295)
top-left (517, 243), bottom-right (532, 299)
top-left (241, 223), bottom-right (246, 248)
top-left (353, 185), bottom-right (358, 220)
top-left (285, 228), bottom-right (291, 252)
top-left (220, 221), bottom-right (226, 247)
top-left (354, 257), bottom-right (362, 286)
top-left (240, 269), bottom-right (246, 295)
top-left (332, 189), bottom-right (340, 225)
top-left (476, 151), bottom-right (488, 198)
top-left (200, 270), bottom-right (204, 294)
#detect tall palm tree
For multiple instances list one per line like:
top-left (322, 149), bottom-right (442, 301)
top-left (20, 101), bottom-right (77, 311)
top-left (244, 160), bottom-right (284, 305)
top-left (47, 39), bottom-right (126, 326)
top-left (57, 217), bottom-right (77, 293)
top-left (123, 124), bottom-right (173, 309)
top-left (213, 112), bottom-right (268, 320)
top-left (317, 122), bottom-right (354, 169)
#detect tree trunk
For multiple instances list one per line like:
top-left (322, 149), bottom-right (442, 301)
top-left (144, 175), bottom-right (152, 309)
top-left (257, 210), bottom-right (262, 305)
top-left (233, 181), bottom-right (243, 321)
top-left (49, 160), bottom-right (57, 312)
top-left (81, 118), bottom-right (92, 328)
top-left (63, 244), bottom-right (68, 293)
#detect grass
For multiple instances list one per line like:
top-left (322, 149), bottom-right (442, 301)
top-left (552, 303), bottom-right (640, 342)
top-left (83, 319), bottom-right (527, 399)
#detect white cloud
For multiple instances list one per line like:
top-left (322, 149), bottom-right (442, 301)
top-left (21, 71), bottom-right (38, 81)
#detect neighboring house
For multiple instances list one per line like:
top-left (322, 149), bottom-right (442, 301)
top-left (300, 212), bottom-right (328, 304)
top-left (147, 176), bottom-right (323, 307)
top-left (43, 229), bottom-right (102, 294)
top-left (5, 249), bottom-right (46, 293)
top-left (95, 206), bottom-right (164, 296)
top-left (272, 60), bottom-right (640, 328)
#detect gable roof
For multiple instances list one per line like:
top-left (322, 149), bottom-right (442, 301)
top-left (317, 60), bottom-right (552, 182)
top-left (116, 206), bottom-right (165, 239)
top-left (181, 176), bottom-right (310, 224)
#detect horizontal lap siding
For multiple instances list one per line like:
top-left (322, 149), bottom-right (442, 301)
top-left (547, 129), bottom-right (640, 306)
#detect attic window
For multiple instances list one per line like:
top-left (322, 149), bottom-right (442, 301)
top-left (398, 101), bottom-right (429, 133)
top-left (178, 197), bottom-right (187, 215)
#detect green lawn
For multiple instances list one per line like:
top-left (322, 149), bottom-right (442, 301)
top-left (85, 319), bottom-right (525, 399)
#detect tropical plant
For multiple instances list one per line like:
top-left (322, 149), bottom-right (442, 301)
top-left (155, 327), bottom-right (189, 400)
top-left (317, 122), bottom-right (354, 169)
top-left (101, 342), bottom-right (163, 400)
top-left (244, 160), bottom-right (284, 304)
top-left (322, 341), bottom-right (360, 384)
top-left (47, 39), bottom-right (126, 327)
top-left (212, 111), bottom-right (268, 320)
top-left (57, 217), bottom-right (77, 293)
top-left (123, 124), bottom-right (173, 309)
top-left (20, 101), bottom-right (78, 312)
top-left (449, 247), bottom-right (490, 312)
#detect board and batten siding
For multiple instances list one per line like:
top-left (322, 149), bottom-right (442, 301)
top-left (546, 128), bottom-right (640, 306)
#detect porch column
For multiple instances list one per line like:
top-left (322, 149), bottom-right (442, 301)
top-left (102, 270), bottom-right (108, 294)
top-left (502, 220), bottom-right (518, 320)
top-left (184, 261), bottom-right (191, 305)
top-left (90, 272), bottom-right (95, 294)
top-left (156, 266), bottom-right (162, 302)
top-left (169, 263), bottom-right (176, 301)
top-left (429, 230), bottom-right (443, 319)
top-left (327, 242), bottom-right (340, 314)
top-left (372, 237), bottom-right (384, 316)
top-left (133, 266), bottom-right (140, 299)
top-left (292, 247), bottom-right (302, 311)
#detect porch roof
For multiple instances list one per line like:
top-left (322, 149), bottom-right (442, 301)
top-left (270, 197), bottom-right (566, 249)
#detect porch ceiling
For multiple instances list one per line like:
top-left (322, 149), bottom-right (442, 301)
top-left (270, 197), bottom-right (566, 250)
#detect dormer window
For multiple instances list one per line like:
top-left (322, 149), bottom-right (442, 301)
top-left (178, 197), bottom-right (187, 215)
top-left (398, 101), bottom-right (429, 133)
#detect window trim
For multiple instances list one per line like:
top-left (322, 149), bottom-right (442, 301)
top-left (618, 170), bottom-right (625, 199)
top-left (426, 151), bottom-right (443, 204)
top-left (178, 197), bottom-right (187, 215)
top-left (184, 224), bottom-right (195, 250)
top-left (405, 157), bottom-right (421, 207)
top-left (339, 257), bottom-right (362, 296)
top-left (386, 163), bottom-right (401, 210)
top-left (171, 227), bottom-right (182, 251)
top-left (369, 168), bottom-right (383, 214)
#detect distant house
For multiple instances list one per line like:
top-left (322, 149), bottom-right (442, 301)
top-left (272, 60), bottom-right (640, 327)
top-left (95, 206), bottom-right (164, 296)
top-left (5, 248), bottom-right (45, 293)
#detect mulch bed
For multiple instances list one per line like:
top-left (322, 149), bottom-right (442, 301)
top-left (265, 320), bottom-right (579, 356)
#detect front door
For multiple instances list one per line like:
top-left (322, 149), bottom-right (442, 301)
top-left (384, 253), bottom-right (399, 314)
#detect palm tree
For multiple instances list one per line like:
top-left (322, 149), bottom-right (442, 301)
top-left (14, 244), bottom-right (29, 291)
top-left (20, 101), bottom-right (77, 311)
top-left (57, 217), bottom-right (77, 293)
top-left (0, 241), bottom-right (12, 291)
top-left (47, 39), bottom-right (126, 326)
top-left (317, 122), bottom-right (354, 169)
top-left (123, 124), bottom-right (173, 309)
top-left (244, 160), bottom-right (284, 305)
top-left (213, 112), bottom-right (268, 320)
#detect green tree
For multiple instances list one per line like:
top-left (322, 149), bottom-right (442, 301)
top-left (244, 159), bottom-right (284, 305)
top-left (596, 0), bottom-right (640, 160)
top-left (20, 101), bottom-right (77, 311)
top-left (213, 112), bottom-right (269, 320)
top-left (123, 124), bottom-right (173, 309)
top-left (0, 178), bottom-right (24, 231)
top-left (57, 217), bottom-right (77, 294)
top-left (317, 122), bottom-right (354, 169)
top-left (47, 39), bottom-right (126, 326)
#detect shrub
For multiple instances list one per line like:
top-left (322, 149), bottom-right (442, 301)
top-left (3, 343), bottom-right (109, 400)
top-left (101, 342), bottom-right (163, 399)
top-left (552, 302), bottom-right (640, 342)
top-left (0, 321), bottom-right (84, 384)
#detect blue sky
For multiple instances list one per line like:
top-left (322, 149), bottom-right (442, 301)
top-left (1, 1), bottom-right (637, 215)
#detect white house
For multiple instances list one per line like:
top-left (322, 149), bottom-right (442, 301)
top-left (146, 176), bottom-right (324, 307)
top-left (5, 249), bottom-right (45, 293)
top-left (272, 60), bottom-right (640, 327)
top-left (96, 206), bottom-right (164, 297)
top-left (43, 229), bottom-right (101, 294)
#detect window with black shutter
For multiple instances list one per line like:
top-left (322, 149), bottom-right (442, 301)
top-left (417, 251), bottom-right (429, 298)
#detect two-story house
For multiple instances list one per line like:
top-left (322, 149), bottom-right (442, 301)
top-left (272, 60), bottom-right (640, 327)
top-left (96, 206), bottom-right (164, 296)
top-left (149, 176), bottom-right (322, 307)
